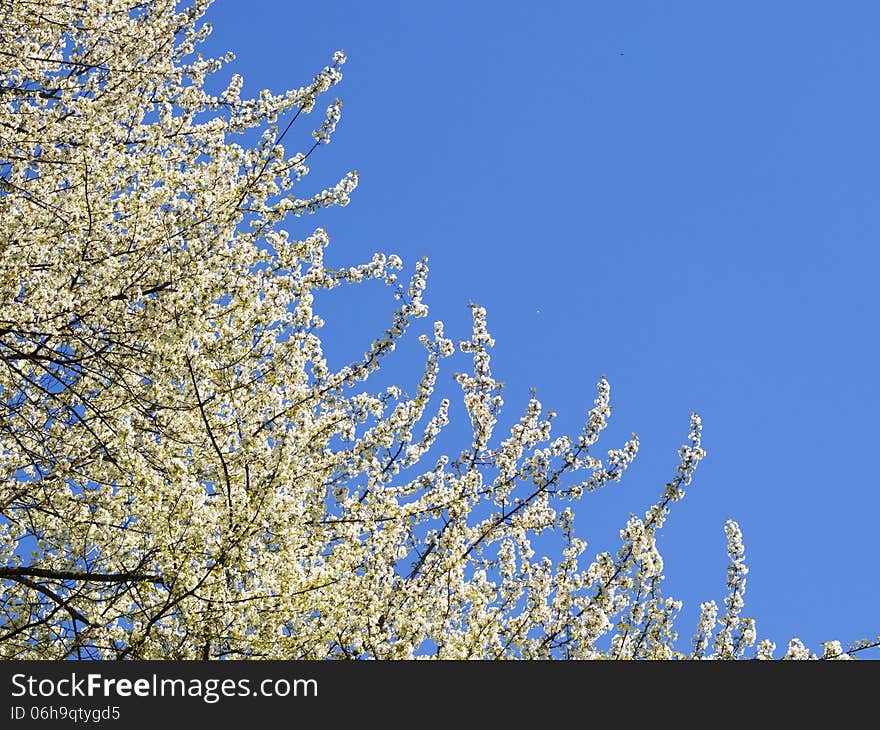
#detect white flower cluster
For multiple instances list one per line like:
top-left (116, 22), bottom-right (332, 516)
top-left (710, 520), bottom-right (750, 659)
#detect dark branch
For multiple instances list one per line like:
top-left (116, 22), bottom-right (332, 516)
top-left (0, 566), bottom-right (163, 584)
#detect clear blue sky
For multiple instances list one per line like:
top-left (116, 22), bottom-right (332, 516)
top-left (203, 0), bottom-right (879, 655)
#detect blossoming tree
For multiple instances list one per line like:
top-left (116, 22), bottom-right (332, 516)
top-left (0, 0), bottom-right (869, 660)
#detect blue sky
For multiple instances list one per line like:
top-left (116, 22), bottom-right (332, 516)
top-left (202, 1), bottom-right (879, 655)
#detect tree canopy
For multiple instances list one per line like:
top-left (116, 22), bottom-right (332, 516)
top-left (0, 0), bottom-right (870, 659)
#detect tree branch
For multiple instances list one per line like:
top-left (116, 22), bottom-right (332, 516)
top-left (0, 566), bottom-right (163, 584)
top-left (7, 574), bottom-right (93, 626)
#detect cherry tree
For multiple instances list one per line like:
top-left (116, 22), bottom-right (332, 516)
top-left (0, 0), bottom-right (869, 660)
